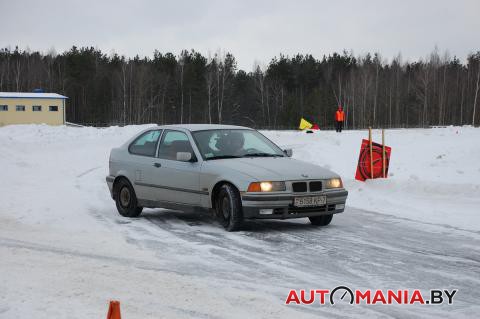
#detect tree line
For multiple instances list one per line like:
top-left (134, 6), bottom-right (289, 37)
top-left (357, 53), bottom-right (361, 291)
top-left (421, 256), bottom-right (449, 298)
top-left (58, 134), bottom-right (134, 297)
top-left (1, 46), bottom-right (479, 129)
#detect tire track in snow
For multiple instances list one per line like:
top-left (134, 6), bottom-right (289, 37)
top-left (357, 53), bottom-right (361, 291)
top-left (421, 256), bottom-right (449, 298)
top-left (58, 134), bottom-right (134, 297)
top-left (76, 166), bottom-right (101, 178)
top-left (83, 206), bottom-right (480, 317)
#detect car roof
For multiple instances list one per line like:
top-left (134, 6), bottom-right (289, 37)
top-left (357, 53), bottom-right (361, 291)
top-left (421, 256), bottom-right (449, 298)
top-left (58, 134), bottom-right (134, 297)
top-left (159, 124), bottom-right (253, 131)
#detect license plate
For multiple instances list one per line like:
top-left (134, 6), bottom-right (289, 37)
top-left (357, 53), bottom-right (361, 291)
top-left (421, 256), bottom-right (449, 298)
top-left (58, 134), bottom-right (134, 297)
top-left (294, 195), bottom-right (326, 207)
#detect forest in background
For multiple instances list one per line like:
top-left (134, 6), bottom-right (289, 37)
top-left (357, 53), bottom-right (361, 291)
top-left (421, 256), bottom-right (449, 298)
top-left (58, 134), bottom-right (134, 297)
top-left (1, 46), bottom-right (479, 129)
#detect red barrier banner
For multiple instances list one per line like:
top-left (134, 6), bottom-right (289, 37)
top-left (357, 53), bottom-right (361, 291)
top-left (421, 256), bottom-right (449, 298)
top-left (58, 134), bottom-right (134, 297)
top-left (355, 139), bottom-right (391, 181)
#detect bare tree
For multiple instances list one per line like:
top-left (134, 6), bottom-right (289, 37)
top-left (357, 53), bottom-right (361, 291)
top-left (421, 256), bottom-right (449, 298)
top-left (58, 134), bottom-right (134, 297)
top-left (417, 60), bottom-right (431, 127)
top-left (372, 53), bottom-right (381, 126)
top-left (473, 62), bottom-right (480, 126)
top-left (215, 53), bottom-right (222, 123)
top-left (120, 61), bottom-right (127, 125)
top-left (253, 64), bottom-right (266, 125)
top-left (214, 51), bottom-right (235, 124)
top-left (205, 55), bottom-right (215, 124)
top-left (14, 59), bottom-right (21, 91)
top-left (178, 53), bottom-right (185, 124)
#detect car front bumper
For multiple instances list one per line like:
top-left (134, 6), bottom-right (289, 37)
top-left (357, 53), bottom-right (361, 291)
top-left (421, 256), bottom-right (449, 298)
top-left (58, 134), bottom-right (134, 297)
top-left (241, 189), bottom-right (348, 219)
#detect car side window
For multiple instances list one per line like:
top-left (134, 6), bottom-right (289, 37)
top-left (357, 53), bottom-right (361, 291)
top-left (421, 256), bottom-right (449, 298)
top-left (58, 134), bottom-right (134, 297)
top-left (158, 131), bottom-right (194, 160)
top-left (128, 130), bottom-right (162, 157)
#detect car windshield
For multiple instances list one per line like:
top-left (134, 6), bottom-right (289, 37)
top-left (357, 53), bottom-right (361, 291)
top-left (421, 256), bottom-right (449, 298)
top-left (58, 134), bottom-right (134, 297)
top-left (192, 129), bottom-right (285, 160)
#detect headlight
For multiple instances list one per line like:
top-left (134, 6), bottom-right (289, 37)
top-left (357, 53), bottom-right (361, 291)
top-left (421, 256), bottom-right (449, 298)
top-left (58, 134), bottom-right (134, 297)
top-left (326, 178), bottom-right (343, 189)
top-left (247, 181), bottom-right (286, 192)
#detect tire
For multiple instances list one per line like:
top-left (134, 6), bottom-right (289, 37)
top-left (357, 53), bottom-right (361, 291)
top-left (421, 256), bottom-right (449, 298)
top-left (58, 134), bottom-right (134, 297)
top-left (215, 184), bottom-right (243, 231)
top-left (114, 178), bottom-right (143, 218)
top-left (309, 214), bottom-right (333, 226)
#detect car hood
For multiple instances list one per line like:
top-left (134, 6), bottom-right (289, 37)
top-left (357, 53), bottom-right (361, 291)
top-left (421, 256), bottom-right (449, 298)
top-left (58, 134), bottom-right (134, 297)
top-left (210, 157), bottom-right (339, 181)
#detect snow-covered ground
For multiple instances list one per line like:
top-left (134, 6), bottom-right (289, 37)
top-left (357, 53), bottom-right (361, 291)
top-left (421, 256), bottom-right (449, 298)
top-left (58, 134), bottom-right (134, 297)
top-left (0, 124), bottom-right (479, 318)
top-left (266, 126), bottom-right (480, 232)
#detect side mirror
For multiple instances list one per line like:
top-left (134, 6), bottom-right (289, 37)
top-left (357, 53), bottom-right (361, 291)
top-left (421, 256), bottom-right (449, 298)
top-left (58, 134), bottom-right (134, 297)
top-left (284, 149), bottom-right (293, 157)
top-left (176, 152), bottom-right (193, 162)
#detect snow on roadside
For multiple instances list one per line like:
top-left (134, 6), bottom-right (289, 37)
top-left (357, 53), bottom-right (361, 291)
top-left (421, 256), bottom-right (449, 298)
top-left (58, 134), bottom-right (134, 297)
top-left (1, 124), bottom-right (479, 234)
top-left (263, 126), bottom-right (480, 232)
top-left (0, 124), bottom-right (157, 259)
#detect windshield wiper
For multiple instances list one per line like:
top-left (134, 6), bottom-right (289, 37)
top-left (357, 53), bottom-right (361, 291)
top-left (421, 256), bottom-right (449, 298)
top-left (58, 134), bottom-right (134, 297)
top-left (242, 153), bottom-right (284, 158)
top-left (206, 155), bottom-right (242, 160)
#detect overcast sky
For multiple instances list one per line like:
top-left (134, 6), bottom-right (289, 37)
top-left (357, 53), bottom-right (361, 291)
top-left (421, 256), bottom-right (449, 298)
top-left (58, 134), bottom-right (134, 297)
top-left (1, 0), bottom-right (479, 70)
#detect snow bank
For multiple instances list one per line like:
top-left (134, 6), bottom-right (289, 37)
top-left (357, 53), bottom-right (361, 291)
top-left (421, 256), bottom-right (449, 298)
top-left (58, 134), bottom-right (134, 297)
top-left (262, 126), bottom-right (480, 232)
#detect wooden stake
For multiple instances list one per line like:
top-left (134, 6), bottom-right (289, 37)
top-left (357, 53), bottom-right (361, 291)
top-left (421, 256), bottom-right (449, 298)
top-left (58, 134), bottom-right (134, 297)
top-left (382, 129), bottom-right (386, 178)
top-left (369, 127), bottom-right (373, 179)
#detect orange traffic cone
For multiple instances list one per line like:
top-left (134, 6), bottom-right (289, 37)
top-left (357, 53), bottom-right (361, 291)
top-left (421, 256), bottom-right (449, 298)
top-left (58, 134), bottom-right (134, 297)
top-left (106, 300), bottom-right (121, 319)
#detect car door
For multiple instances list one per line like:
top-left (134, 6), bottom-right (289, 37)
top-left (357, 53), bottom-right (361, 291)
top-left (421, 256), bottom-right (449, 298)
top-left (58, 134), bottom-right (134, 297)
top-left (150, 130), bottom-right (202, 206)
top-left (125, 129), bottom-right (163, 201)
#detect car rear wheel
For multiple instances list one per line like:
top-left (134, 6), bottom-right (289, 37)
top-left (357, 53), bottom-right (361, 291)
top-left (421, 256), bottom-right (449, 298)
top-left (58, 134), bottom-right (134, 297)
top-left (309, 214), bottom-right (333, 226)
top-left (216, 184), bottom-right (243, 231)
top-left (115, 178), bottom-right (143, 217)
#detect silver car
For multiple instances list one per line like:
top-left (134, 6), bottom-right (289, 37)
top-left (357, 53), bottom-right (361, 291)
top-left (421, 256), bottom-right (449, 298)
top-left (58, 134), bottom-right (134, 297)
top-left (106, 124), bottom-right (348, 231)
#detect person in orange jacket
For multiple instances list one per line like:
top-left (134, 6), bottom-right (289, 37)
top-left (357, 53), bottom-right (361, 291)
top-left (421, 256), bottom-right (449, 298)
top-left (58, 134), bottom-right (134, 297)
top-left (335, 105), bottom-right (345, 132)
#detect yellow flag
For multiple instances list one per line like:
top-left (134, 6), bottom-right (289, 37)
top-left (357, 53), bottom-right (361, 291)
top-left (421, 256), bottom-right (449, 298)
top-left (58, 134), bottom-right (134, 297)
top-left (299, 118), bottom-right (313, 130)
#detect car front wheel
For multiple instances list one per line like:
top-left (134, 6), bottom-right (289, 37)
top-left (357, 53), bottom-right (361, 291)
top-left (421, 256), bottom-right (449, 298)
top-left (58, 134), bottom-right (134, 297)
top-left (115, 179), bottom-right (143, 217)
top-left (216, 184), bottom-right (243, 231)
top-left (309, 214), bottom-right (333, 226)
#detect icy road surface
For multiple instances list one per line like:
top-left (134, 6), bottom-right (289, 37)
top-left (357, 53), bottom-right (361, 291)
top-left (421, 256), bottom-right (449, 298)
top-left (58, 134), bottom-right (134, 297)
top-left (1, 124), bottom-right (479, 318)
top-left (1, 207), bottom-right (479, 318)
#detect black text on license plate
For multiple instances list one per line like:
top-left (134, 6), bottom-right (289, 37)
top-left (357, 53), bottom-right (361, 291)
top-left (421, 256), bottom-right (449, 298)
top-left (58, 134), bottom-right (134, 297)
top-left (294, 195), bottom-right (326, 207)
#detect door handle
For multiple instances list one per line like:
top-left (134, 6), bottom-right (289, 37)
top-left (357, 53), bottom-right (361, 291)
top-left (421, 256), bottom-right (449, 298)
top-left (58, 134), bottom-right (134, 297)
top-left (153, 162), bottom-right (161, 168)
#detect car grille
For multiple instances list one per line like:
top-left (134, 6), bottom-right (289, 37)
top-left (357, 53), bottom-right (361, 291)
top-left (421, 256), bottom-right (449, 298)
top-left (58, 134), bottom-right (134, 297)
top-left (292, 181), bottom-right (323, 192)
top-left (292, 182), bottom-right (307, 192)
top-left (309, 181), bottom-right (322, 192)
